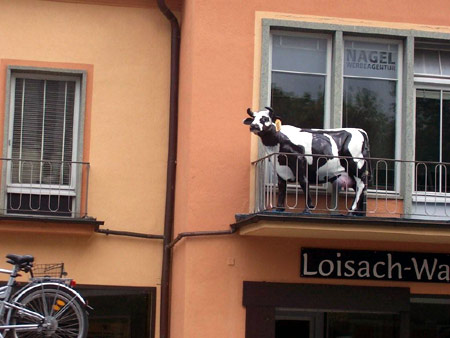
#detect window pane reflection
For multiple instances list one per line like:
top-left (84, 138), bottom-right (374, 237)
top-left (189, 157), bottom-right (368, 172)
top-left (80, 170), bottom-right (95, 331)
top-left (272, 34), bottom-right (328, 74)
top-left (415, 89), bottom-right (450, 193)
top-left (271, 72), bottom-right (325, 128)
top-left (343, 77), bottom-right (396, 190)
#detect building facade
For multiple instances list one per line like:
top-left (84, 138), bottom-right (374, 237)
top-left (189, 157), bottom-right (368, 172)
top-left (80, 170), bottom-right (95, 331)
top-left (0, 0), bottom-right (178, 336)
top-left (173, 1), bottom-right (450, 338)
top-left (3, 0), bottom-right (450, 338)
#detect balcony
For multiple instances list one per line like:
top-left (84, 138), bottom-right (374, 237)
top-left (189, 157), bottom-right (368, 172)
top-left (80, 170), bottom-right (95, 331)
top-left (1, 158), bottom-right (90, 218)
top-left (251, 153), bottom-right (450, 219)
top-left (233, 153), bottom-right (450, 244)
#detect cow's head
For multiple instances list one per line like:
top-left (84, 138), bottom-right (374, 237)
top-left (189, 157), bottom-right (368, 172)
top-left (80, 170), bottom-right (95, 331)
top-left (243, 107), bottom-right (280, 134)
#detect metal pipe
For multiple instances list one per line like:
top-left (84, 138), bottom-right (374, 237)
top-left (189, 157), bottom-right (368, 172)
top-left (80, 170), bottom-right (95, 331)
top-left (95, 228), bottom-right (164, 240)
top-left (167, 228), bottom-right (237, 249)
top-left (156, 1), bottom-right (180, 338)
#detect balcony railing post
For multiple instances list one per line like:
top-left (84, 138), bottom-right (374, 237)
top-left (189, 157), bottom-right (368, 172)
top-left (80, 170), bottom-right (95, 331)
top-left (402, 161), bottom-right (414, 218)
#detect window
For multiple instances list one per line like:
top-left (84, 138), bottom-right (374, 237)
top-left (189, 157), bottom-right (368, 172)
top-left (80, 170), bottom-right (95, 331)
top-left (271, 32), bottom-right (331, 128)
top-left (414, 45), bottom-right (450, 196)
top-left (411, 297), bottom-right (450, 338)
top-left (4, 69), bottom-right (85, 217)
top-left (243, 282), bottom-right (410, 338)
top-left (415, 89), bottom-right (450, 193)
top-left (343, 38), bottom-right (402, 191)
top-left (78, 286), bottom-right (155, 338)
top-left (258, 20), bottom-right (450, 217)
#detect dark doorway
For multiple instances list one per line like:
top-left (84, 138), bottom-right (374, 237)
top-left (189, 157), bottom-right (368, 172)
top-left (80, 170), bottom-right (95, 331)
top-left (276, 319), bottom-right (310, 338)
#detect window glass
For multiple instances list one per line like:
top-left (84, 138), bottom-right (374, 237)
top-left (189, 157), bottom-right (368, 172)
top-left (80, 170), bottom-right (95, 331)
top-left (343, 38), bottom-right (401, 191)
top-left (343, 78), bottom-right (397, 159)
top-left (415, 89), bottom-right (450, 193)
top-left (344, 40), bottom-right (399, 79)
top-left (271, 72), bottom-right (325, 128)
top-left (327, 312), bottom-right (400, 338)
top-left (272, 34), bottom-right (327, 74)
top-left (440, 51), bottom-right (450, 76)
top-left (411, 300), bottom-right (450, 338)
top-left (414, 49), bottom-right (440, 75)
top-left (415, 49), bottom-right (450, 77)
top-left (271, 33), bottom-right (329, 128)
top-left (415, 89), bottom-right (441, 163)
top-left (79, 287), bottom-right (154, 338)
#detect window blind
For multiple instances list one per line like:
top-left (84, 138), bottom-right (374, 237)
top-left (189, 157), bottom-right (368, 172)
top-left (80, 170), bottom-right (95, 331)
top-left (11, 78), bottom-right (75, 186)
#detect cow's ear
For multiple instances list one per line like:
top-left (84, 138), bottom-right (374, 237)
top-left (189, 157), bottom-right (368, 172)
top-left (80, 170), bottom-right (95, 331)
top-left (243, 118), bottom-right (253, 125)
top-left (265, 106), bottom-right (275, 120)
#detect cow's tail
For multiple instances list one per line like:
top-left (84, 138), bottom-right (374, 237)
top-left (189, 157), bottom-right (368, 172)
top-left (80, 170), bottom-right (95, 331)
top-left (361, 130), bottom-right (372, 184)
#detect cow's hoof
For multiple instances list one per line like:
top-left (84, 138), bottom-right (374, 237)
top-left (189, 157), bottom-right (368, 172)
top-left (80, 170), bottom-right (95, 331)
top-left (302, 209), bottom-right (311, 215)
top-left (347, 211), bottom-right (365, 217)
top-left (275, 207), bottom-right (285, 212)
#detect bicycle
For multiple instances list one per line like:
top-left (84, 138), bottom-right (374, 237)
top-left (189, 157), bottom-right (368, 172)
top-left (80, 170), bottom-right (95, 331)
top-left (0, 254), bottom-right (89, 337)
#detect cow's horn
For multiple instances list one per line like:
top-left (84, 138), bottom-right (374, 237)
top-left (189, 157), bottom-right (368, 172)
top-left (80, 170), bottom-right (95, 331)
top-left (265, 106), bottom-right (274, 112)
top-left (247, 108), bottom-right (254, 117)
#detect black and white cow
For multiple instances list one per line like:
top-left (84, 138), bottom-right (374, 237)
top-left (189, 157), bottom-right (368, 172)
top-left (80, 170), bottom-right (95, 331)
top-left (244, 107), bottom-right (371, 215)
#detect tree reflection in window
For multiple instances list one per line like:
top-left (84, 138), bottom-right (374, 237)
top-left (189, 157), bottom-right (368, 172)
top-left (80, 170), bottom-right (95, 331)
top-left (271, 72), bottom-right (325, 129)
top-left (343, 79), bottom-right (397, 190)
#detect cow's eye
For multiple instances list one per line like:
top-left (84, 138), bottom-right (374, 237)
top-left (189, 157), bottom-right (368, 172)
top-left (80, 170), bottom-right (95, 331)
top-left (260, 117), bottom-right (269, 123)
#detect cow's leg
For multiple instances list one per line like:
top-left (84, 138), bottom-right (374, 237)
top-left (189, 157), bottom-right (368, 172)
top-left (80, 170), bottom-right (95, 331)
top-left (298, 175), bottom-right (313, 213)
top-left (276, 175), bottom-right (287, 211)
top-left (348, 171), bottom-right (369, 216)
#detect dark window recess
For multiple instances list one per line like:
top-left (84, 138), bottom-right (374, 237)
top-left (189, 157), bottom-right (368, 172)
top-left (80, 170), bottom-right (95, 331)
top-left (78, 287), bottom-right (154, 338)
top-left (411, 301), bottom-right (450, 338)
top-left (327, 312), bottom-right (400, 338)
top-left (7, 193), bottom-right (73, 217)
top-left (276, 320), bottom-right (310, 338)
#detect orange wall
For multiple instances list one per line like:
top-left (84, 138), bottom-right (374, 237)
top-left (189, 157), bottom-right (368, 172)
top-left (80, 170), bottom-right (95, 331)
top-left (0, 0), bottom-right (178, 334)
top-left (172, 0), bottom-right (450, 337)
top-left (0, 6), bottom-right (178, 338)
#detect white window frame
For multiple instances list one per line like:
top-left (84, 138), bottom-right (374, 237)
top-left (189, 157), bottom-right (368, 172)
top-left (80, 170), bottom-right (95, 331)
top-left (2, 68), bottom-right (84, 216)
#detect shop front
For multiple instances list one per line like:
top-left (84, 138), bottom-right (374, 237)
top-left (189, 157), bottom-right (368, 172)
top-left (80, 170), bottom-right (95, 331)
top-left (242, 247), bottom-right (450, 338)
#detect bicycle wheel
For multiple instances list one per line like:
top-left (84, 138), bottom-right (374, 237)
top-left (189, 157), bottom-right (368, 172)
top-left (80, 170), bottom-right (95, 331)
top-left (10, 284), bottom-right (88, 338)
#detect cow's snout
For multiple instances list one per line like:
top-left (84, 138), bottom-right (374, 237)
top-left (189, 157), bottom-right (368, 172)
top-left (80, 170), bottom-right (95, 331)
top-left (250, 124), bottom-right (260, 133)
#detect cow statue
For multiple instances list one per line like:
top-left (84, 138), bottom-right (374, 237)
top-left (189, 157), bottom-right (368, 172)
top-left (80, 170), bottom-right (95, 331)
top-left (244, 107), bottom-right (371, 215)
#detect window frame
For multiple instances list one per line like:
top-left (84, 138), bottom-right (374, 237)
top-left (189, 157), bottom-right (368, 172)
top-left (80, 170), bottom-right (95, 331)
top-left (258, 19), bottom-right (450, 217)
top-left (2, 66), bottom-right (87, 217)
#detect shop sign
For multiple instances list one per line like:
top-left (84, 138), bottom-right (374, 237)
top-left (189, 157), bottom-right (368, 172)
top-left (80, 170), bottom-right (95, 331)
top-left (301, 248), bottom-right (450, 283)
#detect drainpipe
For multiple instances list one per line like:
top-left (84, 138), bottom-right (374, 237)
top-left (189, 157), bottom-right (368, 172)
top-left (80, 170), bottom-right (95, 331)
top-left (157, 1), bottom-right (180, 338)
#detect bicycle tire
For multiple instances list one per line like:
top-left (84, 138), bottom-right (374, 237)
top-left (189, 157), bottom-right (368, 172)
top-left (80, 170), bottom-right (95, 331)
top-left (9, 284), bottom-right (88, 338)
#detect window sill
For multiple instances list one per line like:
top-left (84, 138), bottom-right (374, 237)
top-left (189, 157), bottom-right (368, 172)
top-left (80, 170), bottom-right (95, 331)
top-left (0, 215), bottom-right (103, 235)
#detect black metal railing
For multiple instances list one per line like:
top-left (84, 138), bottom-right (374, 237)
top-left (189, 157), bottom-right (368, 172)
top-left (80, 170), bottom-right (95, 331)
top-left (252, 153), bottom-right (450, 219)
